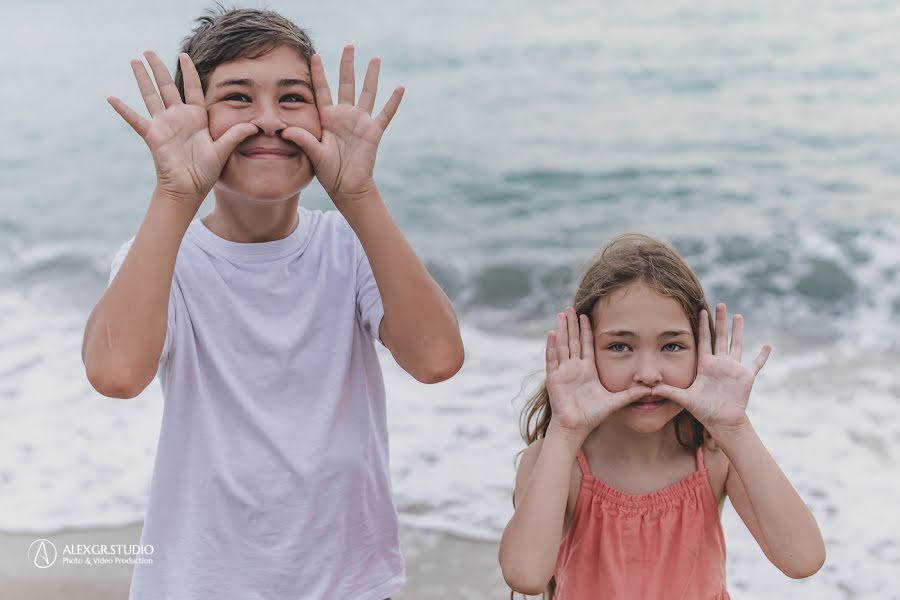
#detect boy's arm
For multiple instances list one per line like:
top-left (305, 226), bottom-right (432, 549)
top-left (342, 193), bottom-right (463, 383)
top-left (83, 194), bottom-right (193, 397)
top-left (719, 424), bottom-right (826, 578)
top-left (283, 46), bottom-right (463, 383)
top-left (83, 51), bottom-right (256, 397)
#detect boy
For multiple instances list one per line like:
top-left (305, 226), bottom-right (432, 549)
top-left (81, 7), bottom-right (464, 599)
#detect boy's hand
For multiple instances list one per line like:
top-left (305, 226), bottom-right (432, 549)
top-left (652, 304), bottom-right (772, 440)
top-left (281, 45), bottom-right (404, 209)
top-left (108, 51), bottom-right (257, 211)
top-left (545, 308), bottom-right (652, 442)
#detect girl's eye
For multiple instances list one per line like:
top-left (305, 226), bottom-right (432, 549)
top-left (281, 94), bottom-right (309, 103)
top-left (224, 93), bottom-right (251, 102)
top-left (662, 343), bottom-right (683, 352)
top-left (609, 343), bottom-right (631, 352)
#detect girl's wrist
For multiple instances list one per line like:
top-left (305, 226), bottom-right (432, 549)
top-left (707, 417), bottom-right (755, 451)
top-left (546, 419), bottom-right (590, 452)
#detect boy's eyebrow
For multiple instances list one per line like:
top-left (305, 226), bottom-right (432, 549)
top-left (215, 78), bottom-right (313, 91)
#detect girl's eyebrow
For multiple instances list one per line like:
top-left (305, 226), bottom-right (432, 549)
top-left (598, 329), bottom-right (692, 338)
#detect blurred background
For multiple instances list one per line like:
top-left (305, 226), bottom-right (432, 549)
top-left (2, 0), bottom-right (899, 598)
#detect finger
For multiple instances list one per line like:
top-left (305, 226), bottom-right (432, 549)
top-left (555, 313), bottom-right (569, 361)
top-left (310, 53), bottom-right (333, 107)
top-left (714, 303), bottom-right (728, 355)
top-left (566, 307), bottom-right (580, 360)
top-left (730, 314), bottom-right (744, 361)
top-left (650, 383), bottom-right (690, 407)
top-left (280, 127), bottom-right (324, 168)
top-left (143, 50), bottom-right (183, 107)
top-left (130, 59), bottom-right (164, 117)
top-left (337, 44), bottom-right (355, 105)
top-left (698, 309), bottom-right (712, 357)
top-left (752, 344), bottom-right (772, 375)
top-left (579, 314), bottom-right (595, 364)
top-left (179, 53), bottom-right (205, 106)
top-left (374, 86), bottom-right (404, 131)
top-left (212, 122), bottom-right (259, 164)
top-left (357, 57), bottom-right (380, 115)
top-left (546, 331), bottom-right (559, 373)
top-left (608, 386), bottom-right (653, 411)
top-left (107, 96), bottom-right (150, 138)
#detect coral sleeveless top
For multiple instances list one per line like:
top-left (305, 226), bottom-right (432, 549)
top-left (554, 447), bottom-right (729, 600)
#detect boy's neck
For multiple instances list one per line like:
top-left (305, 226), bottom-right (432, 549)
top-left (203, 190), bottom-right (301, 243)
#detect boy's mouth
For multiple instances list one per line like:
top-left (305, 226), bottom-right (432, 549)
top-left (239, 146), bottom-right (299, 159)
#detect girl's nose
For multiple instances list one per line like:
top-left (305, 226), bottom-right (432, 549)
top-left (633, 358), bottom-right (662, 387)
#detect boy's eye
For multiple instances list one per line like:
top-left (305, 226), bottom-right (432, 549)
top-left (662, 343), bottom-right (683, 352)
top-left (608, 343), bottom-right (631, 352)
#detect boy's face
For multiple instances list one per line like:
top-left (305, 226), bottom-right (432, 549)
top-left (204, 45), bottom-right (321, 202)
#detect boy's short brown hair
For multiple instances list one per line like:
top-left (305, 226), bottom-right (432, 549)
top-left (174, 4), bottom-right (315, 102)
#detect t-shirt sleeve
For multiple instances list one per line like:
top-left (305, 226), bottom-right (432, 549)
top-left (354, 237), bottom-right (385, 346)
top-left (108, 238), bottom-right (175, 366)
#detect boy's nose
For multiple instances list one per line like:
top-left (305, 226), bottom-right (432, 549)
top-left (250, 109), bottom-right (287, 136)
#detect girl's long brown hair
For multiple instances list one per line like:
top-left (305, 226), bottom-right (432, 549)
top-left (512, 234), bottom-right (715, 600)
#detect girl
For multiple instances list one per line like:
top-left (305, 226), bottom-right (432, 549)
top-left (499, 234), bottom-right (825, 599)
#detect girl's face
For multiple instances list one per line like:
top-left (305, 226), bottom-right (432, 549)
top-left (592, 281), bottom-right (698, 434)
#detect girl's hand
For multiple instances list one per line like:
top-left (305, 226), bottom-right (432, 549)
top-left (545, 307), bottom-right (652, 441)
top-left (652, 304), bottom-right (772, 440)
top-left (281, 45), bottom-right (403, 210)
top-left (108, 51), bottom-right (258, 210)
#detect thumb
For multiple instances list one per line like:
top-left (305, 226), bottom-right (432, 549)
top-left (213, 123), bottom-right (259, 163)
top-left (607, 386), bottom-right (653, 412)
top-left (651, 384), bottom-right (691, 406)
top-left (281, 127), bottom-right (323, 167)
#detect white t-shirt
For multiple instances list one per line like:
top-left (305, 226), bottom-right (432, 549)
top-left (108, 208), bottom-right (404, 600)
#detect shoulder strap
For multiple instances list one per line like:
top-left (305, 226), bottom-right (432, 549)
top-left (576, 449), bottom-right (594, 480)
top-left (696, 445), bottom-right (706, 471)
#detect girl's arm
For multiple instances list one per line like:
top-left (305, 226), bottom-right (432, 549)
top-left (500, 427), bottom-right (581, 595)
top-left (720, 425), bottom-right (825, 578)
top-left (653, 304), bottom-right (825, 579)
top-left (500, 308), bottom-right (652, 595)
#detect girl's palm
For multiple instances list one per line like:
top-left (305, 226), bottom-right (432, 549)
top-left (546, 308), bottom-right (651, 436)
top-left (653, 304), bottom-right (771, 437)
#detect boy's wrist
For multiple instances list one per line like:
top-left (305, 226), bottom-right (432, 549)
top-left (149, 187), bottom-right (202, 228)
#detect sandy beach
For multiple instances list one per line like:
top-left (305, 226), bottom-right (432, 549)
top-left (1, 523), bottom-right (511, 599)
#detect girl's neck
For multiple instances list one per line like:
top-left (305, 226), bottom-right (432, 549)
top-left (584, 418), bottom-right (685, 466)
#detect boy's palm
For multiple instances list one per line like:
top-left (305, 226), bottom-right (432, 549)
top-left (282, 46), bottom-right (404, 206)
top-left (546, 309), bottom-right (651, 437)
top-left (108, 51), bottom-right (257, 209)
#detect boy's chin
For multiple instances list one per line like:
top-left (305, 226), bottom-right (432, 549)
top-left (214, 177), bottom-right (312, 204)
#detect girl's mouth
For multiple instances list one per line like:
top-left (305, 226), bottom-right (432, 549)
top-left (629, 396), bottom-right (667, 411)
